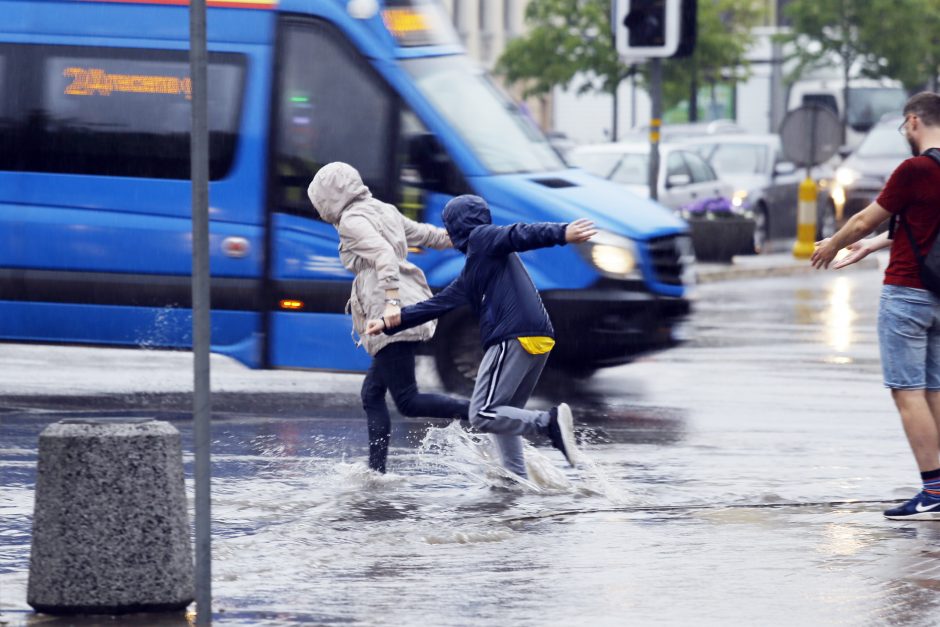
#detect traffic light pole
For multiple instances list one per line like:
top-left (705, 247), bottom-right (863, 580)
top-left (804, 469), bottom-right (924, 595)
top-left (189, 0), bottom-right (212, 624)
top-left (648, 57), bottom-right (662, 201)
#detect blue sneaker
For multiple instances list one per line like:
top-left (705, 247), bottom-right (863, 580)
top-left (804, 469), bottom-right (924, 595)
top-left (884, 491), bottom-right (940, 520)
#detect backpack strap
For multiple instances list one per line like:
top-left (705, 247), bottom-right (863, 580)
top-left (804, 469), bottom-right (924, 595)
top-left (925, 147), bottom-right (940, 167)
top-left (888, 148), bottom-right (940, 239)
top-left (897, 148), bottom-right (940, 263)
top-left (899, 210), bottom-right (925, 264)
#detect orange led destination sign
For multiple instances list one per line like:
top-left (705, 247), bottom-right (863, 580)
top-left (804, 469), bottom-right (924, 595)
top-left (63, 67), bottom-right (192, 99)
top-left (382, 8), bottom-right (429, 36)
top-left (77, 0), bottom-right (277, 9)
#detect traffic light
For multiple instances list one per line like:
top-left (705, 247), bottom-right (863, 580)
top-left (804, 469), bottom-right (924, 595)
top-left (614, 0), bottom-right (678, 57)
top-left (623, 0), bottom-right (667, 48)
top-left (672, 0), bottom-right (697, 59)
top-left (612, 0), bottom-right (696, 59)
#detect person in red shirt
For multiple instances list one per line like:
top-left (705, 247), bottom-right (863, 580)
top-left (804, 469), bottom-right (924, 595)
top-left (813, 92), bottom-right (940, 520)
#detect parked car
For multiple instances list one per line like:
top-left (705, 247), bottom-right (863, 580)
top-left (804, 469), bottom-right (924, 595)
top-left (828, 115), bottom-right (909, 226)
top-left (678, 133), bottom-right (835, 251)
top-left (568, 141), bottom-right (755, 261)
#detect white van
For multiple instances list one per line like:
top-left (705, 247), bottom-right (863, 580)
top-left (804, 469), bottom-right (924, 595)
top-left (787, 77), bottom-right (908, 149)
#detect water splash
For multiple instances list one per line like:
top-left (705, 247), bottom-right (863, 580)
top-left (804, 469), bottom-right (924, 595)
top-left (417, 421), bottom-right (628, 504)
top-left (423, 529), bottom-right (515, 545)
top-left (330, 461), bottom-right (408, 491)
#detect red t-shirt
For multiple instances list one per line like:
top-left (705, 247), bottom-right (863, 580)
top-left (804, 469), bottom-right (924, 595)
top-left (879, 154), bottom-right (940, 289)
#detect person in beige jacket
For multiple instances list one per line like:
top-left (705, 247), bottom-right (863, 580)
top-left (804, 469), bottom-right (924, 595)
top-left (308, 162), bottom-right (469, 473)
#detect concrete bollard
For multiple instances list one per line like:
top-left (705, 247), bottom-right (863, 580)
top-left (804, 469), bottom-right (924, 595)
top-left (27, 418), bottom-right (194, 615)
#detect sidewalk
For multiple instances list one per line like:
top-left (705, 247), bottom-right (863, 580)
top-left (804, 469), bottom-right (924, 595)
top-left (695, 249), bottom-right (884, 283)
top-left (0, 343), bottom-right (367, 413)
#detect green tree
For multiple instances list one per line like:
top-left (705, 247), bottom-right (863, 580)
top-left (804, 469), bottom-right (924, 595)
top-left (780, 0), bottom-right (940, 141)
top-left (496, 0), bottom-right (631, 138)
top-left (496, 0), bottom-right (764, 138)
top-left (658, 0), bottom-right (764, 118)
top-left (855, 0), bottom-right (940, 92)
top-left (784, 0), bottom-right (940, 94)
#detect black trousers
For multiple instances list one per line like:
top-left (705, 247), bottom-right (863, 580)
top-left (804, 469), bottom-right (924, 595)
top-left (361, 341), bottom-right (469, 473)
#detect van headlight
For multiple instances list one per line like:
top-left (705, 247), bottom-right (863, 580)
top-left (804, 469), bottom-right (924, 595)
top-left (579, 231), bottom-right (641, 279)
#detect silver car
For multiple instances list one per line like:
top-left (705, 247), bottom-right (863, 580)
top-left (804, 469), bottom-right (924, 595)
top-left (567, 141), bottom-right (735, 210)
top-left (568, 141), bottom-right (755, 262)
top-left (678, 133), bottom-right (835, 252)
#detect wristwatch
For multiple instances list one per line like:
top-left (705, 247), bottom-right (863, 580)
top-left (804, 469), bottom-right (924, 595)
top-left (385, 298), bottom-right (402, 306)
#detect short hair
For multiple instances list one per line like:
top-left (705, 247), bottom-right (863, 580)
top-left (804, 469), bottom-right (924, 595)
top-left (903, 92), bottom-right (940, 127)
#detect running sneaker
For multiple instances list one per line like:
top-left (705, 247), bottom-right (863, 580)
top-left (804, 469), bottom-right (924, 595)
top-left (547, 403), bottom-right (578, 467)
top-left (884, 491), bottom-right (940, 520)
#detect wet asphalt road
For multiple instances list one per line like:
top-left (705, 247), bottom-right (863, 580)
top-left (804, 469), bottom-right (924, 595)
top-left (3, 266), bottom-right (940, 626)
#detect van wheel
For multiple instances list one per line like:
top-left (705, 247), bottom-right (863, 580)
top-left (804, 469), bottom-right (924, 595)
top-left (434, 314), bottom-right (482, 396)
top-left (753, 203), bottom-right (769, 253)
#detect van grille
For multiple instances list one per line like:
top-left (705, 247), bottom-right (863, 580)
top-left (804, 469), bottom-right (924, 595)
top-left (645, 234), bottom-right (692, 286)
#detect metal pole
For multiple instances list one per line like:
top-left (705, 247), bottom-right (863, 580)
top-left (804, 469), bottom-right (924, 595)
top-left (612, 88), bottom-right (619, 142)
top-left (630, 68), bottom-right (637, 129)
top-left (649, 57), bottom-right (662, 201)
top-left (188, 0), bottom-right (212, 624)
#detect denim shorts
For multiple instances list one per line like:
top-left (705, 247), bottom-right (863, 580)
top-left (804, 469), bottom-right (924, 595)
top-left (878, 284), bottom-right (940, 390)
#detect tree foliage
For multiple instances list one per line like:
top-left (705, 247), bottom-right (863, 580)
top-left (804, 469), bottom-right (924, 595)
top-left (780, 0), bottom-right (868, 85)
top-left (496, 0), bottom-right (628, 98)
top-left (782, 0), bottom-right (940, 92)
top-left (855, 0), bottom-right (940, 92)
top-left (656, 0), bottom-right (764, 109)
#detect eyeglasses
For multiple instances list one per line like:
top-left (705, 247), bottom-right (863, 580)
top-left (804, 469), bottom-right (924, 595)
top-left (899, 116), bottom-right (912, 136)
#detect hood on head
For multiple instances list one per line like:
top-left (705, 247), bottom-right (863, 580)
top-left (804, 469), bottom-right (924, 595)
top-left (442, 195), bottom-right (491, 252)
top-left (307, 162), bottom-right (372, 224)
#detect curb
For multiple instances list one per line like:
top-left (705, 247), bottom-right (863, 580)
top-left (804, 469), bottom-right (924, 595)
top-left (1, 391), bottom-right (365, 415)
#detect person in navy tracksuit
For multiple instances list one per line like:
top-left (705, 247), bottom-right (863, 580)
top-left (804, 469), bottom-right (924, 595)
top-left (366, 194), bottom-right (596, 478)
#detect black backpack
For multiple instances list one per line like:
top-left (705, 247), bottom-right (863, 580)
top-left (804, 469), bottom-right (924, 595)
top-left (890, 147), bottom-right (940, 296)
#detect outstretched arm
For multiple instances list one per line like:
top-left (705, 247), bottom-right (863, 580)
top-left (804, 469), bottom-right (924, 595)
top-left (826, 231), bottom-right (891, 269)
top-left (811, 202), bottom-right (891, 269)
top-left (365, 276), bottom-right (469, 336)
top-left (475, 218), bottom-right (596, 256)
top-left (400, 215), bottom-right (452, 250)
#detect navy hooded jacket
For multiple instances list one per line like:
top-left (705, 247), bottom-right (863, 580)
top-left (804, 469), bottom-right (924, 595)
top-left (386, 195), bottom-right (568, 350)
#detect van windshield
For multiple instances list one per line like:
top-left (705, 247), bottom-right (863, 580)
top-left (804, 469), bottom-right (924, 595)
top-left (847, 88), bottom-right (907, 131)
top-left (402, 55), bottom-right (564, 174)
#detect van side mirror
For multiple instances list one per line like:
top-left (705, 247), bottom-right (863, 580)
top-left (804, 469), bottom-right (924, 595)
top-left (837, 145), bottom-right (853, 160)
top-left (666, 173), bottom-right (691, 188)
top-left (773, 161), bottom-right (796, 176)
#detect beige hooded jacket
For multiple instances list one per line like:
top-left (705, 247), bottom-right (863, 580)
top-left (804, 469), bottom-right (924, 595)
top-left (307, 162), bottom-right (450, 356)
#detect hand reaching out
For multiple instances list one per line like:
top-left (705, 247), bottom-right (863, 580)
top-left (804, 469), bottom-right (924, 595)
top-left (566, 219), bottom-right (597, 243)
top-left (810, 237), bottom-right (838, 269)
top-left (364, 304), bottom-right (403, 337)
top-left (833, 240), bottom-right (873, 269)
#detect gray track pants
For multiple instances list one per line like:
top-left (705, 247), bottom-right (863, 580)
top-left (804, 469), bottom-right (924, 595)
top-left (469, 339), bottom-right (552, 477)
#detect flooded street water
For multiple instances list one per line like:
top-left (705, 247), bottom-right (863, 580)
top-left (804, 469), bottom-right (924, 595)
top-left (3, 268), bottom-right (940, 625)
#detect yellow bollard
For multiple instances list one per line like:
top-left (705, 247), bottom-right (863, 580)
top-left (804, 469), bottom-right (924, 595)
top-left (792, 176), bottom-right (818, 259)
